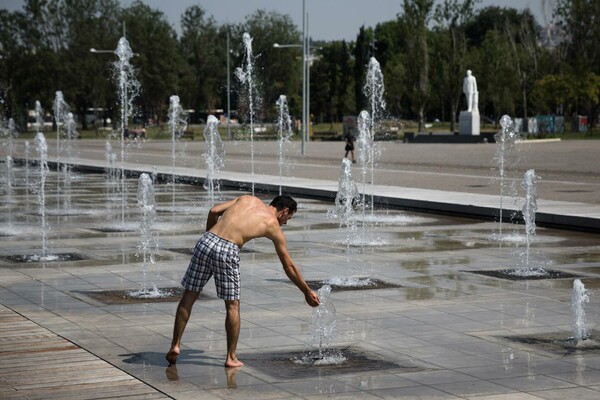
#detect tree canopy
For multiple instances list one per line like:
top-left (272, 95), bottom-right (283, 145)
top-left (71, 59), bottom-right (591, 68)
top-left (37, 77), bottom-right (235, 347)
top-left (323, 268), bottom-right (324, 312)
top-left (1, 0), bottom-right (599, 132)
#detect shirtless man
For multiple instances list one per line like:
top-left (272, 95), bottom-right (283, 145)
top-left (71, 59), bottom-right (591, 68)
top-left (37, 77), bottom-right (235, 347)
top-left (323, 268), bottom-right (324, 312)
top-left (166, 195), bottom-right (320, 368)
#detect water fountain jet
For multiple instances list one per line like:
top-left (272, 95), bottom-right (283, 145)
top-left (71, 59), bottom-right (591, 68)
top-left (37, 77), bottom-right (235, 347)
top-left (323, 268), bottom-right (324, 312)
top-left (203, 115), bottom-right (224, 206)
top-left (276, 95), bottom-right (293, 195)
top-left (235, 32), bottom-right (260, 195)
top-left (113, 36), bottom-right (141, 225)
top-left (167, 95), bottom-right (187, 211)
top-left (493, 115), bottom-right (522, 242)
top-left (572, 279), bottom-right (590, 342)
top-left (129, 173), bottom-right (163, 298)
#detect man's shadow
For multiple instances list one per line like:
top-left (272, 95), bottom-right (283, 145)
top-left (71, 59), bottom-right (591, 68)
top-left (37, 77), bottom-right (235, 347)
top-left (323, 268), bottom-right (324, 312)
top-left (120, 350), bottom-right (239, 386)
top-left (120, 349), bottom-right (221, 368)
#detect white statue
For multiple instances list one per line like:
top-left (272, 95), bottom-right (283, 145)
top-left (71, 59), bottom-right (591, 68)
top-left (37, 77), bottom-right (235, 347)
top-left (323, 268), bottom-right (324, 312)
top-left (463, 70), bottom-right (478, 113)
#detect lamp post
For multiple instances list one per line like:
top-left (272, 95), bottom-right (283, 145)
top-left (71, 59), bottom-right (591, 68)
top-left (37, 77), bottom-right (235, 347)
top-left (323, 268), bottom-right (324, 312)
top-left (273, 37), bottom-right (315, 156)
top-left (271, 0), bottom-right (315, 155)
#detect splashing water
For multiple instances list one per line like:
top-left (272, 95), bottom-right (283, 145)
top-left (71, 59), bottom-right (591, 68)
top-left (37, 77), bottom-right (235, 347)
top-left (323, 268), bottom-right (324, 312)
top-left (493, 115), bottom-right (522, 241)
top-left (235, 32), bottom-right (259, 195)
top-left (364, 57), bottom-right (386, 132)
top-left (53, 91), bottom-right (69, 210)
top-left (24, 141), bottom-right (30, 202)
top-left (104, 141), bottom-right (117, 184)
top-left (34, 132), bottom-right (50, 258)
top-left (203, 115), bottom-right (224, 206)
top-left (113, 36), bottom-right (141, 225)
top-left (326, 159), bottom-right (372, 286)
top-left (168, 95), bottom-right (188, 211)
top-left (276, 95), bottom-right (293, 195)
top-left (34, 101), bottom-right (43, 130)
top-left (5, 155), bottom-right (14, 230)
top-left (572, 279), bottom-right (590, 342)
top-left (331, 158), bottom-right (360, 232)
top-left (361, 57), bottom-right (386, 214)
top-left (62, 111), bottom-right (77, 211)
top-left (1, 116), bottom-right (17, 157)
top-left (130, 173), bottom-right (163, 297)
top-left (296, 285), bottom-right (346, 365)
top-left (356, 110), bottom-right (373, 219)
top-left (521, 169), bottom-right (540, 270)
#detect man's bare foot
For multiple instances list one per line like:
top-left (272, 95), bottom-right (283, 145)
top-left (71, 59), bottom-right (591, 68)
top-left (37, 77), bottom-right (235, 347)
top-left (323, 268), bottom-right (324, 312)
top-left (166, 348), bottom-right (179, 365)
top-left (225, 356), bottom-right (244, 368)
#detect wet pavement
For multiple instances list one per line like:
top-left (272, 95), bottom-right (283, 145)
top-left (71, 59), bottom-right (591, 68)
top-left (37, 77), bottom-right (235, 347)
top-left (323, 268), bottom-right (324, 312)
top-left (1, 138), bottom-right (600, 399)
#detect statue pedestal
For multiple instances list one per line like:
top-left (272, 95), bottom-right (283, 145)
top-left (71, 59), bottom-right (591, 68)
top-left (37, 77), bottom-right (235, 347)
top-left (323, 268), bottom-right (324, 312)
top-left (459, 111), bottom-right (480, 136)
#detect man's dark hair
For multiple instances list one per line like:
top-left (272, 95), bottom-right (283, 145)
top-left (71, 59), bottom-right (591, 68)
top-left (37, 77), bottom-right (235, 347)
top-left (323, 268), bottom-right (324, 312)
top-left (270, 195), bottom-right (297, 214)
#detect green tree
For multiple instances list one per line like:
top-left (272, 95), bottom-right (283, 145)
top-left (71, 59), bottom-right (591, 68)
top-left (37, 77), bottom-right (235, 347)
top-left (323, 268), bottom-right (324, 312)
top-left (309, 40), bottom-right (353, 123)
top-left (353, 26), bottom-right (373, 112)
top-left (532, 74), bottom-right (575, 115)
top-left (432, 0), bottom-right (479, 131)
top-left (554, 0), bottom-right (600, 75)
top-left (554, 0), bottom-right (600, 127)
top-left (62, 0), bottom-right (121, 129)
top-left (473, 30), bottom-right (519, 120)
top-left (505, 10), bottom-right (542, 119)
top-left (373, 20), bottom-right (405, 118)
top-left (178, 5), bottom-right (226, 118)
top-left (235, 9), bottom-right (302, 121)
top-left (400, 0), bottom-right (435, 132)
top-left (122, 1), bottom-right (181, 124)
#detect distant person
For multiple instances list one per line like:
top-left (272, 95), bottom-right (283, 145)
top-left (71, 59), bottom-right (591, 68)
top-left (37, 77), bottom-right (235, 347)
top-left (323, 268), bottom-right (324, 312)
top-left (166, 195), bottom-right (320, 368)
top-left (463, 70), bottom-right (478, 112)
top-left (344, 127), bottom-right (356, 163)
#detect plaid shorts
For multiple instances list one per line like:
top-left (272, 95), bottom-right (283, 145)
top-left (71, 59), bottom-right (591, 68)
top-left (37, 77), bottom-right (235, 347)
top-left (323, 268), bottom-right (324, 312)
top-left (181, 232), bottom-right (241, 300)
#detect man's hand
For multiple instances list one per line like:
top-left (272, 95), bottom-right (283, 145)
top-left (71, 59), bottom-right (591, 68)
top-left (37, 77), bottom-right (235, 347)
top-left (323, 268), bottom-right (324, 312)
top-left (305, 290), bottom-right (320, 307)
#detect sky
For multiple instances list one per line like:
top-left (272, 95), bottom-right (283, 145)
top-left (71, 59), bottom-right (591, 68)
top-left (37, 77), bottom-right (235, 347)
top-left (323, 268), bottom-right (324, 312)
top-left (3, 0), bottom-right (553, 42)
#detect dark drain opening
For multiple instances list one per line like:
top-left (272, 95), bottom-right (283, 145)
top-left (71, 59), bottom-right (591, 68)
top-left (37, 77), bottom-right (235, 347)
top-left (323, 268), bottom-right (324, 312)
top-left (465, 269), bottom-right (579, 281)
top-left (305, 278), bottom-right (402, 291)
top-left (74, 287), bottom-right (208, 304)
top-left (503, 331), bottom-right (600, 353)
top-left (91, 227), bottom-right (137, 233)
top-left (242, 347), bottom-right (422, 379)
top-left (2, 253), bottom-right (88, 263)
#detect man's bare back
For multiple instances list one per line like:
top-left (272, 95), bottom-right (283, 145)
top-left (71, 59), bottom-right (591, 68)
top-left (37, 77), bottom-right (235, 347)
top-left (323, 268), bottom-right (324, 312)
top-left (207, 195), bottom-right (284, 248)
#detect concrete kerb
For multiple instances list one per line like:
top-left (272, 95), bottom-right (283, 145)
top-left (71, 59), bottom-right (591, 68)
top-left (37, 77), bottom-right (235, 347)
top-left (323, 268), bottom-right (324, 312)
top-left (23, 157), bottom-right (600, 234)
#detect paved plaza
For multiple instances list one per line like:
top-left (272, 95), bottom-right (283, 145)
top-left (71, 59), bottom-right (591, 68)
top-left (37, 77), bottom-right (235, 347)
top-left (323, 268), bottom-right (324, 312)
top-left (1, 138), bottom-right (600, 399)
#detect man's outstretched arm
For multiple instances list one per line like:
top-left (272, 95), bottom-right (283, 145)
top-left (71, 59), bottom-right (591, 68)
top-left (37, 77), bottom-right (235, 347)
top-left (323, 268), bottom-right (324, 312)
top-left (272, 231), bottom-right (320, 307)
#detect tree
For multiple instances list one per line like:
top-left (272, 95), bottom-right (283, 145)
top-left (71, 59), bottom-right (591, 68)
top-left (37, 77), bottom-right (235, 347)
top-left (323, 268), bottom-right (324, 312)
top-left (474, 30), bottom-right (519, 121)
top-left (178, 5), bottom-right (226, 119)
top-left (309, 41), bottom-right (353, 123)
top-left (353, 26), bottom-right (373, 112)
top-left (62, 0), bottom-right (121, 130)
top-left (373, 20), bottom-right (405, 118)
top-left (400, 0), bottom-right (435, 132)
top-left (235, 9), bottom-right (302, 121)
top-left (432, 0), bottom-right (479, 131)
top-left (532, 74), bottom-right (574, 115)
top-left (505, 10), bottom-right (542, 119)
top-left (121, 1), bottom-right (181, 125)
top-left (554, 0), bottom-right (600, 127)
top-left (554, 0), bottom-right (600, 75)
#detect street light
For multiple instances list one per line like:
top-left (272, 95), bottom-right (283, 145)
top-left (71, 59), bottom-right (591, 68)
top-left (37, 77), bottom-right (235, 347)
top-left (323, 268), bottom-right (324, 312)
top-left (273, 42), bottom-right (305, 155)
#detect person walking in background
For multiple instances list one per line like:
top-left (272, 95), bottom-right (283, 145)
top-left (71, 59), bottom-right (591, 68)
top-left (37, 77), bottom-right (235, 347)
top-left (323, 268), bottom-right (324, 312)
top-left (344, 127), bottom-right (356, 163)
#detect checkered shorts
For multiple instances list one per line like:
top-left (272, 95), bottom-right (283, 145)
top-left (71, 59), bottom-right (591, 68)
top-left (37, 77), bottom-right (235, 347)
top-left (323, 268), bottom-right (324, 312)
top-left (181, 232), bottom-right (241, 300)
